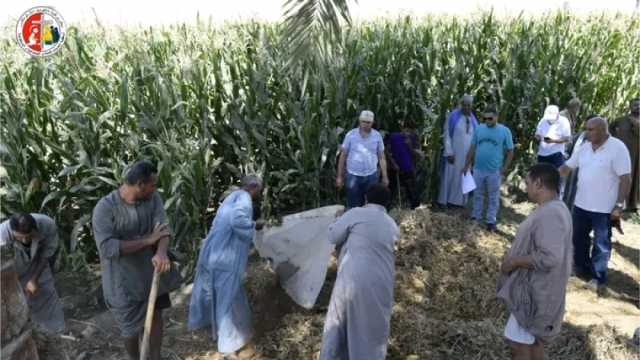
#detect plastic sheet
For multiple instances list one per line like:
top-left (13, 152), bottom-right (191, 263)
top-left (253, 205), bottom-right (344, 308)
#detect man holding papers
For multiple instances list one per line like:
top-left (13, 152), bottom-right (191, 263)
top-left (463, 106), bottom-right (514, 232)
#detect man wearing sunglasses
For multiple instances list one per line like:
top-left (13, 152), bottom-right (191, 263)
top-left (463, 106), bottom-right (514, 232)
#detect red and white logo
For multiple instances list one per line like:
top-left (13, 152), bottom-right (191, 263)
top-left (16, 6), bottom-right (66, 57)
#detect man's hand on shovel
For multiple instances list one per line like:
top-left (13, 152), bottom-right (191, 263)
top-left (152, 252), bottom-right (171, 273)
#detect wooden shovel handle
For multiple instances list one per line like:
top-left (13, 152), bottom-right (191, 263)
top-left (140, 270), bottom-right (160, 360)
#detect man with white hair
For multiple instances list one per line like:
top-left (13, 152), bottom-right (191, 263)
top-left (535, 105), bottom-right (572, 169)
top-left (438, 94), bottom-right (479, 207)
top-left (559, 117), bottom-right (631, 292)
top-left (336, 110), bottom-right (389, 209)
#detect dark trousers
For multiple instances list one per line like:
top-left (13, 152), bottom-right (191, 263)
top-left (572, 206), bottom-right (612, 284)
top-left (537, 152), bottom-right (565, 168)
top-left (391, 171), bottom-right (420, 209)
top-left (345, 171), bottom-right (379, 209)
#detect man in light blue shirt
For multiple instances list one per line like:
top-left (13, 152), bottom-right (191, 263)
top-left (336, 110), bottom-right (389, 209)
top-left (463, 106), bottom-right (514, 231)
top-left (188, 175), bottom-right (262, 359)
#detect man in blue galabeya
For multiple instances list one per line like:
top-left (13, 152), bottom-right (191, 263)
top-left (463, 105), bottom-right (514, 232)
top-left (188, 175), bottom-right (263, 360)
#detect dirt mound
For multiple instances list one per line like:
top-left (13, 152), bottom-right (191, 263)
top-left (246, 206), bottom-right (635, 359)
top-left (392, 208), bottom-right (507, 321)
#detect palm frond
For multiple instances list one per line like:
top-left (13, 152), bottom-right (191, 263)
top-left (281, 0), bottom-right (354, 68)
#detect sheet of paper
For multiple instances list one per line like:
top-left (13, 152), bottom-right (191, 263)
top-left (462, 171), bottom-right (476, 194)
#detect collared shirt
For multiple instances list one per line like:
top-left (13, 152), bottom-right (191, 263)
top-left (341, 128), bottom-right (384, 176)
top-left (536, 115), bottom-right (572, 156)
top-left (566, 136), bottom-right (631, 213)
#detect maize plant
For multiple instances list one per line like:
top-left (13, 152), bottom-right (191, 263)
top-left (0, 12), bottom-right (638, 271)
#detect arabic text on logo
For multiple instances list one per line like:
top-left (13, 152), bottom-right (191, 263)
top-left (16, 6), bottom-right (66, 57)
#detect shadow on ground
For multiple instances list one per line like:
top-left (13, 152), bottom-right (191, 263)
top-left (612, 241), bottom-right (639, 271)
top-left (605, 268), bottom-right (639, 308)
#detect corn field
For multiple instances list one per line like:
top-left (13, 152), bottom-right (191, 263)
top-left (1, 12), bottom-right (639, 270)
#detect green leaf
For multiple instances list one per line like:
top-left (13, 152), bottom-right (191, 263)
top-left (70, 214), bottom-right (91, 252)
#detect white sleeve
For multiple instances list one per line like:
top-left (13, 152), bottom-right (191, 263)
top-left (340, 131), bottom-right (351, 152)
top-left (565, 147), bottom-right (580, 169)
top-left (613, 142), bottom-right (632, 176)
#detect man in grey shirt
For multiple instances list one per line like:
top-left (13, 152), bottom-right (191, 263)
top-left (320, 183), bottom-right (399, 359)
top-left (92, 160), bottom-right (173, 360)
top-left (0, 212), bottom-right (65, 335)
top-left (497, 163), bottom-right (573, 360)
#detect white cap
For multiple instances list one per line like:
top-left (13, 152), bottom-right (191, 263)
top-left (543, 105), bottom-right (560, 121)
top-left (359, 110), bottom-right (374, 122)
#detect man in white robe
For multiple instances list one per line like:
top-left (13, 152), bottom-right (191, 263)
top-left (438, 94), bottom-right (479, 207)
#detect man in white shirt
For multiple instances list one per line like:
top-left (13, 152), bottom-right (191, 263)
top-left (535, 105), bottom-right (572, 169)
top-left (336, 110), bottom-right (389, 209)
top-left (559, 117), bottom-right (632, 291)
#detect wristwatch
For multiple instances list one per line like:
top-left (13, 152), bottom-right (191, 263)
top-left (615, 202), bottom-right (624, 210)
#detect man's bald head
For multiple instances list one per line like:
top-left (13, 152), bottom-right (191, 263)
top-left (586, 116), bottom-right (608, 131)
top-left (585, 116), bottom-right (609, 145)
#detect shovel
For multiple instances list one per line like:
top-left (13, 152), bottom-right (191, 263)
top-left (140, 270), bottom-right (160, 360)
top-left (396, 172), bottom-right (403, 209)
